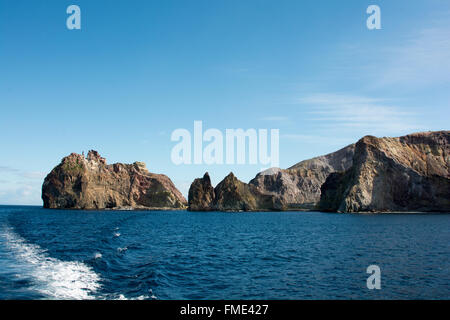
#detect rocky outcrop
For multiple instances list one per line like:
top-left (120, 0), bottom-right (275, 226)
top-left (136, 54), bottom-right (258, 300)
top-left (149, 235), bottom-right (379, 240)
top-left (188, 130), bottom-right (449, 213)
top-left (42, 150), bottom-right (187, 210)
top-left (187, 144), bottom-right (356, 211)
top-left (188, 172), bottom-right (215, 211)
top-left (318, 131), bottom-right (450, 212)
top-left (187, 172), bottom-right (282, 211)
top-left (249, 144), bottom-right (355, 210)
top-left (213, 173), bottom-right (282, 211)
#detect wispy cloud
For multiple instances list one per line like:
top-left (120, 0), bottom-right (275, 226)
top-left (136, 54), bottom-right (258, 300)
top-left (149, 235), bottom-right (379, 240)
top-left (0, 166), bottom-right (19, 173)
top-left (21, 171), bottom-right (47, 180)
top-left (298, 93), bottom-right (424, 134)
top-left (0, 166), bottom-right (46, 180)
top-left (376, 26), bottom-right (450, 88)
top-left (259, 116), bottom-right (289, 122)
top-left (0, 166), bottom-right (47, 205)
top-left (281, 133), bottom-right (351, 146)
top-left (299, 94), bottom-right (384, 106)
top-left (0, 183), bottom-right (42, 205)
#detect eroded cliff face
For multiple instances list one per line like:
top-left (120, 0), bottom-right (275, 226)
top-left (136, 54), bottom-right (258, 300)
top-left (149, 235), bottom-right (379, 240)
top-left (187, 172), bottom-right (282, 211)
top-left (188, 172), bottom-right (215, 211)
top-left (188, 131), bottom-right (449, 213)
top-left (213, 173), bottom-right (282, 211)
top-left (187, 144), bottom-right (356, 211)
top-left (318, 131), bottom-right (450, 212)
top-left (42, 150), bottom-right (187, 210)
top-left (249, 144), bottom-right (355, 210)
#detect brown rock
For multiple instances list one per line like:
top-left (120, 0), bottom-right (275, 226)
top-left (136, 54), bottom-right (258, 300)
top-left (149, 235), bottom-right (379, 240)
top-left (212, 173), bottom-right (281, 211)
top-left (249, 144), bottom-right (355, 209)
top-left (187, 145), bottom-right (355, 212)
top-left (318, 131), bottom-right (450, 212)
top-left (42, 150), bottom-right (187, 210)
top-left (188, 172), bottom-right (215, 211)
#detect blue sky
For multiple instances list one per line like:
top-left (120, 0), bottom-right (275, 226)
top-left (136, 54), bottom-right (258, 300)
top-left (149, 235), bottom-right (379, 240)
top-left (1, 0), bottom-right (449, 204)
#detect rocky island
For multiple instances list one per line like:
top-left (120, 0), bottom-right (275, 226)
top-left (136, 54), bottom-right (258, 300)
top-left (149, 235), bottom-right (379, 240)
top-left (42, 150), bottom-right (187, 210)
top-left (188, 131), bottom-right (449, 212)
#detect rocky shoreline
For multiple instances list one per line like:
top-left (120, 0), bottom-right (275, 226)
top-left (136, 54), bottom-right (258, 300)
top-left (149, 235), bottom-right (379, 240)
top-left (42, 130), bottom-right (449, 213)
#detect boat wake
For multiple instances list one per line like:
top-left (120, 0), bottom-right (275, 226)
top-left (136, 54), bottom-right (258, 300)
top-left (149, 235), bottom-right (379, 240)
top-left (1, 226), bottom-right (101, 300)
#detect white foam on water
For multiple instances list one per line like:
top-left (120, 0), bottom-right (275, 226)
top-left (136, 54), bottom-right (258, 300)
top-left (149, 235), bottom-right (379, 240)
top-left (114, 289), bottom-right (156, 300)
top-left (113, 232), bottom-right (121, 237)
top-left (94, 252), bottom-right (102, 259)
top-left (115, 294), bottom-right (153, 300)
top-left (2, 227), bottom-right (102, 300)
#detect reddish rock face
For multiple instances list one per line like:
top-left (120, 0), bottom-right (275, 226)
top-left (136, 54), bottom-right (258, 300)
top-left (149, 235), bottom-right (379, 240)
top-left (42, 150), bottom-right (187, 210)
top-left (318, 131), bottom-right (450, 212)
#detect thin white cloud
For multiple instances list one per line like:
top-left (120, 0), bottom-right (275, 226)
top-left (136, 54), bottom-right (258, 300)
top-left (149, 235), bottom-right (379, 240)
top-left (0, 166), bottom-right (47, 205)
top-left (299, 93), bottom-right (425, 134)
top-left (0, 166), bottom-right (19, 173)
top-left (0, 183), bottom-right (42, 205)
top-left (374, 21), bottom-right (450, 88)
top-left (281, 134), bottom-right (351, 146)
top-left (299, 94), bottom-right (384, 106)
top-left (0, 166), bottom-right (47, 180)
top-left (21, 171), bottom-right (47, 180)
top-left (259, 116), bottom-right (289, 122)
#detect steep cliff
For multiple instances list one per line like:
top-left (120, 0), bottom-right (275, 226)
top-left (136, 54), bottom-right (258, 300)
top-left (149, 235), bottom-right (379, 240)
top-left (187, 144), bottom-right (355, 211)
top-left (187, 172), bottom-right (282, 211)
top-left (188, 172), bottom-right (215, 211)
top-left (42, 150), bottom-right (187, 210)
top-left (212, 173), bottom-right (281, 211)
top-left (188, 131), bottom-right (449, 213)
top-left (318, 131), bottom-right (450, 212)
top-left (249, 144), bottom-right (355, 209)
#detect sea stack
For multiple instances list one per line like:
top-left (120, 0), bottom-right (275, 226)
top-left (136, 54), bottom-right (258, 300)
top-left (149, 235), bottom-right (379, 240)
top-left (188, 172), bottom-right (215, 211)
top-left (42, 150), bottom-right (187, 210)
top-left (213, 172), bottom-right (281, 211)
top-left (188, 172), bottom-right (282, 211)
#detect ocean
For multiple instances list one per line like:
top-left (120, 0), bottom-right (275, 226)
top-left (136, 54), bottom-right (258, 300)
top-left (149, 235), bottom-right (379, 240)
top-left (0, 205), bottom-right (448, 300)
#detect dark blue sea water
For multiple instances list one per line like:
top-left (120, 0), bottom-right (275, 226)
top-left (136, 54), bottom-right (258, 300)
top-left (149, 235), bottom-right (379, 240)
top-left (0, 205), bottom-right (449, 300)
